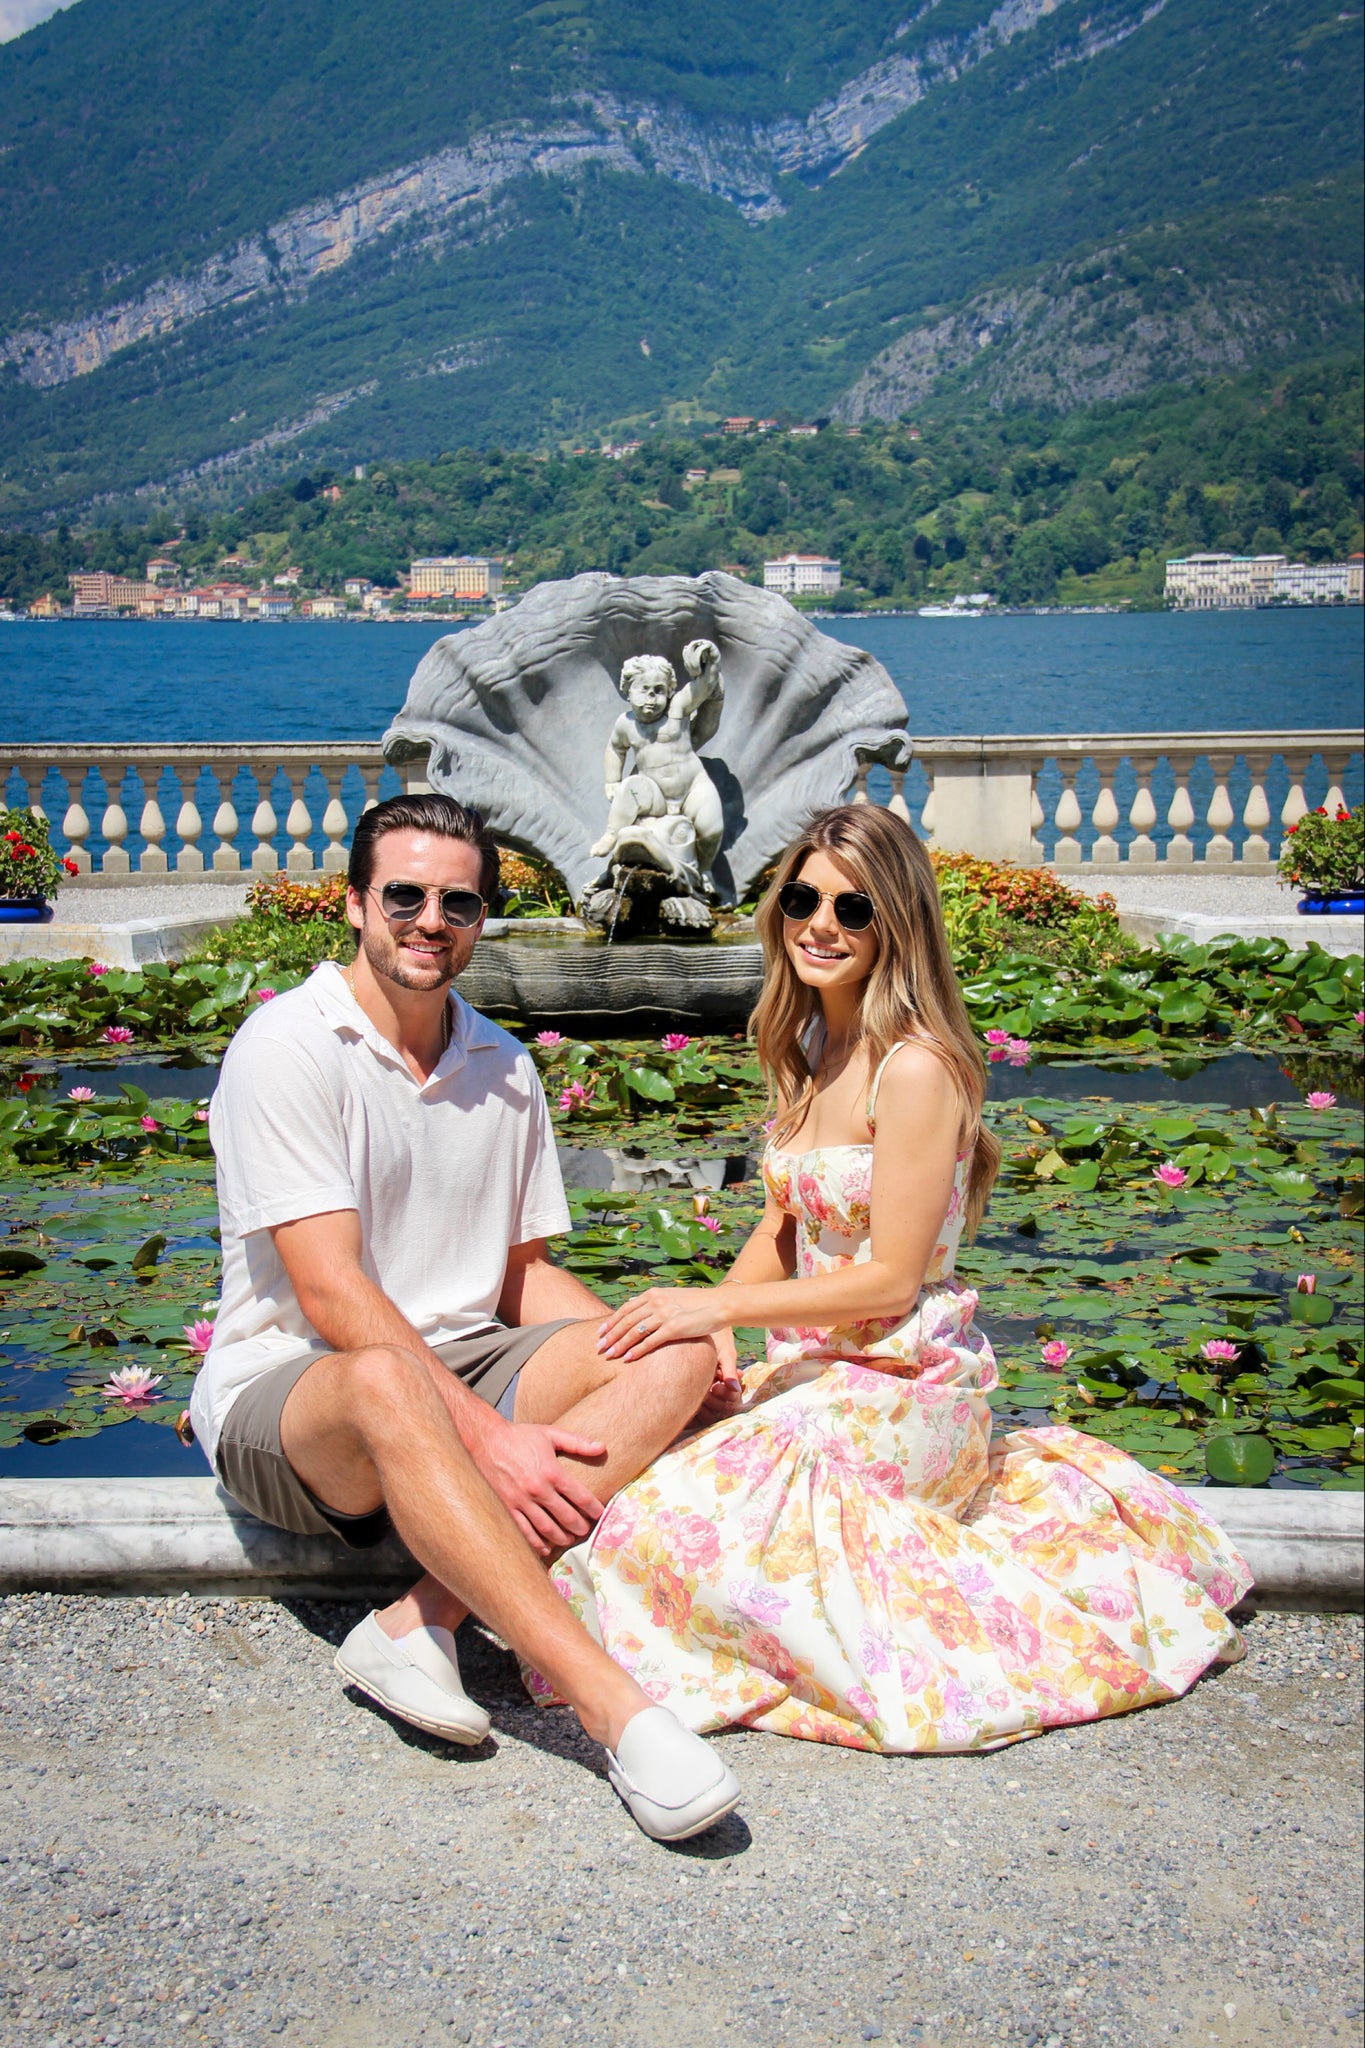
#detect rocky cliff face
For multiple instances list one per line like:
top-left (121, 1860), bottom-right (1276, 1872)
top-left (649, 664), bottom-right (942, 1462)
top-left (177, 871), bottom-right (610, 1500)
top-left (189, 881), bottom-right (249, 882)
top-left (0, 0), bottom-right (1152, 394)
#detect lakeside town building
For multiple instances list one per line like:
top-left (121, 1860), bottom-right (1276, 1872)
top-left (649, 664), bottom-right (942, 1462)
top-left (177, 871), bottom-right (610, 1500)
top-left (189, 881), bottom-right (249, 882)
top-left (407, 555), bottom-right (503, 601)
top-left (1165, 552), bottom-right (1364, 607)
top-left (763, 553), bottom-right (842, 597)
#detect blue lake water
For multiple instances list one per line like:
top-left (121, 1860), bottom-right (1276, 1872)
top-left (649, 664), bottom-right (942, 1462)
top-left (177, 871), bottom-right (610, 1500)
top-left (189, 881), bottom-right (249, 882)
top-left (4, 605), bottom-right (1362, 742)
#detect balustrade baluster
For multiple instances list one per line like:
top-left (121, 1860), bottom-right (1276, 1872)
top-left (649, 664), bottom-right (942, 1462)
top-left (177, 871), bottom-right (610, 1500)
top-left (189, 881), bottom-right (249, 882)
top-left (139, 766), bottom-right (169, 874)
top-left (62, 764), bottom-right (92, 875)
top-left (176, 795), bottom-right (205, 872)
top-left (1127, 758), bottom-right (1157, 864)
top-left (1322, 752), bottom-right (1348, 820)
top-left (358, 767), bottom-right (383, 817)
top-left (1205, 756), bottom-right (1236, 865)
top-left (212, 774), bottom-right (241, 873)
top-left (850, 766), bottom-right (870, 805)
top-left (101, 783), bottom-right (131, 875)
top-left (321, 774), bottom-right (350, 871)
top-left (1091, 767), bottom-right (1120, 866)
top-left (918, 776), bottom-right (937, 840)
top-left (1053, 776), bottom-right (1082, 867)
top-left (284, 772), bottom-right (314, 873)
top-left (1280, 758), bottom-right (1309, 843)
top-left (1241, 754), bottom-right (1272, 866)
top-left (1166, 771), bottom-right (1195, 866)
top-left (887, 770), bottom-right (911, 825)
top-left (251, 783), bottom-right (279, 873)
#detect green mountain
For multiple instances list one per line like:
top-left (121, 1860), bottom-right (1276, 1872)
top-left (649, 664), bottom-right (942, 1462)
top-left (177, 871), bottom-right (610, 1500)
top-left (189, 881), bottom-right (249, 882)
top-left (0, 0), bottom-right (1360, 517)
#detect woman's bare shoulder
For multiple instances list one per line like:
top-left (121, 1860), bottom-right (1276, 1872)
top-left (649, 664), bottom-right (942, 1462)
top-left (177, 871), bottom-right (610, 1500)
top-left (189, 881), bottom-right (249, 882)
top-left (872, 1039), bottom-right (964, 1124)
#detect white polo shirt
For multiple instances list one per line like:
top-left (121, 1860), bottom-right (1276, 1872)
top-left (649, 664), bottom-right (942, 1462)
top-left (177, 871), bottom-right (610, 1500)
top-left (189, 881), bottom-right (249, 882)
top-left (189, 961), bottom-right (570, 1464)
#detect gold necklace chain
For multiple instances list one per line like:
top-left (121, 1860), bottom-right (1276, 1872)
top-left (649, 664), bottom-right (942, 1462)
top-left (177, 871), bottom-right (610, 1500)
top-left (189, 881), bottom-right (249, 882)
top-left (344, 962), bottom-right (452, 1054)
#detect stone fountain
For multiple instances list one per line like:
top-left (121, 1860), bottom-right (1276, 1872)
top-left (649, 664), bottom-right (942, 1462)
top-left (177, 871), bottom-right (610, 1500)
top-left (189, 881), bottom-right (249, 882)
top-left (383, 571), bottom-right (909, 1029)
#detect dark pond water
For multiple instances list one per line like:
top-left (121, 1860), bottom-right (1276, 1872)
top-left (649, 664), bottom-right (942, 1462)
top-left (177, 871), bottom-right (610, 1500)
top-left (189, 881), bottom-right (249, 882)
top-left (3, 1049), bottom-right (1357, 1108)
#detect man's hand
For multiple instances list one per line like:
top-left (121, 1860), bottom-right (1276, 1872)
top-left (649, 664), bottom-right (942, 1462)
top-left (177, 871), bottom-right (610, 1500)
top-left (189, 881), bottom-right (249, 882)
top-left (474, 1419), bottom-right (608, 1556)
top-left (694, 1327), bottom-right (744, 1424)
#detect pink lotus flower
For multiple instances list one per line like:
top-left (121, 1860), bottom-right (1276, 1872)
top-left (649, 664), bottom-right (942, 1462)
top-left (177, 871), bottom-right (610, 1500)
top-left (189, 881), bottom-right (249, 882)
top-left (139, 1114), bottom-right (158, 1132)
top-left (1006, 1037), bottom-right (1032, 1066)
top-left (253, 987), bottom-right (277, 1003)
top-left (1041, 1340), bottom-right (1070, 1368)
top-left (86, 962), bottom-right (110, 978)
top-left (183, 1319), bottom-right (215, 1355)
top-left (534, 1030), bottom-right (566, 1048)
top-left (984, 1029), bottom-right (1011, 1046)
top-left (67, 1086), bottom-right (94, 1101)
top-left (1296, 1274), bottom-right (1317, 1295)
top-left (1201, 1339), bottom-right (1241, 1363)
top-left (987, 1045), bottom-right (1008, 1063)
top-left (1305, 1091), bottom-right (1336, 1110)
top-left (698, 1215), bottom-right (722, 1234)
top-left (1355, 1011), bottom-right (1364, 1027)
top-left (558, 1080), bottom-right (593, 1112)
top-left (102, 1366), bottom-right (166, 1406)
top-left (193, 1108), bottom-right (209, 1122)
top-left (101, 1025), bottom-right (134, 1045)
top-left (1154, 1161), bottom-right (1187, 1188)
top-left (662, 1032), bottom-right (692, 1051)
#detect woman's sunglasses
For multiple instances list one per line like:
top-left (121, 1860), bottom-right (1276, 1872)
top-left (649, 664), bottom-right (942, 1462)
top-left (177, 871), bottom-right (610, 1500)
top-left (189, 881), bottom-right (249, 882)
top-left (370, 882), bottom-right (486, 929)
top-left (777, 881), bottom-right (876, 932)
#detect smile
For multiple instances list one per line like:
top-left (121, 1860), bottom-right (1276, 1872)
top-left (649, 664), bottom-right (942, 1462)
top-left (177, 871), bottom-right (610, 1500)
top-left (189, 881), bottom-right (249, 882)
top-left (798, 940), bottom-right (850, 963)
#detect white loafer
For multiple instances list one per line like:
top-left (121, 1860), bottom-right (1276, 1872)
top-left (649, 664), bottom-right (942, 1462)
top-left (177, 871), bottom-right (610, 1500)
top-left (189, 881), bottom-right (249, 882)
top-left (605, 1706), bottom-right (741, 1843)
top-left (334, 1613), bottom-right (491, 1745)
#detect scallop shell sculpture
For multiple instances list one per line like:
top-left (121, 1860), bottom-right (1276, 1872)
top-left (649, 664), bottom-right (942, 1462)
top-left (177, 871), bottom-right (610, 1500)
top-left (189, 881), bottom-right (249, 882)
top-left (382, 572), bottom-right (910, 906)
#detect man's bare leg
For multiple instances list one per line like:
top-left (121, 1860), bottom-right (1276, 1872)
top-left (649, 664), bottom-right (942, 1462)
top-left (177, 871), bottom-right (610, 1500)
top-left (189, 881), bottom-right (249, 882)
top-left (279, 1343), bottom-right (650, 1749)
top-left (376, 1322), bottom-right (714, 1640)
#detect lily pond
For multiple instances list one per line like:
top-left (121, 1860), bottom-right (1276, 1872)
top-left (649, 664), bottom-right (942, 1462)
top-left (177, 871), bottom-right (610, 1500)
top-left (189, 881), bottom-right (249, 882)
top-left (0, 1036), bottom-right (1360, 1490)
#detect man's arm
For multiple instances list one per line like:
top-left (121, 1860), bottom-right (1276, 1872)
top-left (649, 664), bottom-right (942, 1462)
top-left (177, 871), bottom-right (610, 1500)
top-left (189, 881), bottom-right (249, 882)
top-left (498, 1237), bottom-right (606, 1326)
top-left (270, 1208), bottom-right (607, 1554)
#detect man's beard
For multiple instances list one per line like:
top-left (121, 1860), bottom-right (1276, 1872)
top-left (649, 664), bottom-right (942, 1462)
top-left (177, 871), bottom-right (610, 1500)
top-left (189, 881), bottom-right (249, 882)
top-left (358, 920), bottom-right (460, 992)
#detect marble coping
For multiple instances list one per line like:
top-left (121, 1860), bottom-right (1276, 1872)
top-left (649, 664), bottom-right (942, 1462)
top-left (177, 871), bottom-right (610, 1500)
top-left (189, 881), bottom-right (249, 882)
top-left (1114, 906), bottom-right (1364, 958)
top-left (0, 1478), bottom-right (1359, 1609)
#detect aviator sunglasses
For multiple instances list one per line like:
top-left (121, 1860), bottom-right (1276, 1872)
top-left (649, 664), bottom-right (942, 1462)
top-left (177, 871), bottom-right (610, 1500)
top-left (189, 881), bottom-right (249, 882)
top-left (777, 880), bottom-right (877, 932)
top-left (369, 882), bottom-right (486, 929)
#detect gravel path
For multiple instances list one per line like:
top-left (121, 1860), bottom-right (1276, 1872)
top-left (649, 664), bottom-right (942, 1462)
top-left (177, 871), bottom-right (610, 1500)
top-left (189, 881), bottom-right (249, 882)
top-left (52, 886), bottom-right (250, 928)
top-left (1069, 873), bottom-right (1301, 918)
top-left (3, 1598), bottom-right (1361, 2048)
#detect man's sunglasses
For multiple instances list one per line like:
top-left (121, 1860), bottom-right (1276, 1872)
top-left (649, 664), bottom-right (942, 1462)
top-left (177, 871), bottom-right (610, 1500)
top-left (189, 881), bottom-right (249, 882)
top-left (369, 882), bottom-right (486, 929)
top-left (777, 881), bottom-right (877, 932)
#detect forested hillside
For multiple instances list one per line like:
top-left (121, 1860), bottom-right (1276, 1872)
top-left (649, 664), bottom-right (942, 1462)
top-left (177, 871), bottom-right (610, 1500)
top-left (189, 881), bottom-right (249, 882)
top-left (0, 0), bottom-right (1359, 517)
top-left (4, 355), bottom-right (1359, 610)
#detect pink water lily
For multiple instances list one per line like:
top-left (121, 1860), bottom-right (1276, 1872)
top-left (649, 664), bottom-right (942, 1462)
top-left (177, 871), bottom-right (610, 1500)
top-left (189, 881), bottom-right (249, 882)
top-left (101, 1025), bottom-right (134, 1045)
top-left (662, 1032), bottom-right (692, 1051)
top-left (193, 1108), bottom-right (209, 1123)
top-left (534, 1030), bottom-right (566, 1049)
top-left (1201, 1339), bottom-right (1241, 1363)
top-left (1154, 1161), bottom-right (1187, 1188)
top-left (1041, 1340), bottom-right (1071, 1368)
top-left (253, 987), bottom-right (277, 1003)
top-left (697, 1215), bottom-right (722, 1234)
top-left (102, 1366), bottom-right (166, 1406)
top-left (1006, 1037), bottom-right (1032, 1066)
top-left (692, 1192), bottom-right (710, 1218)
top-left (1296, 1273), bottom-right (1317, 1295)
top-left (183, 1319), bottom-right (215, 1355)
top-left (139, 1114), bottom-right (158, 1132)
top-left (984, 1029), bottom-right (1011, 1046)
top-left (86, 961), bottom-right (110, 978)
top-left (67, 1086), bottom-right (94, 1101)
top-left (987, 1045), bottom-right (1008, 1063)
top-left (1305, 1091), bottom-right (1336, 1110)
top-left (558, 1080), bottom-right (593, 1112)
top-left (1355, 1011), bottom-right (1364, 1026)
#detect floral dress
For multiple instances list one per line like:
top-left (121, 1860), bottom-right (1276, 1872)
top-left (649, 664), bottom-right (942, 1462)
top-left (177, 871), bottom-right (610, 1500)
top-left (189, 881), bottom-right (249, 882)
top-left (532, 1047), bottom-right (1253, 1752)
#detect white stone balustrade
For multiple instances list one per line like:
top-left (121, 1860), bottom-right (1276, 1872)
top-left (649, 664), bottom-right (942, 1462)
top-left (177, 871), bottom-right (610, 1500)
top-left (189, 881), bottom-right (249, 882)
top-left (2, 734), bottom-right (1361, 879)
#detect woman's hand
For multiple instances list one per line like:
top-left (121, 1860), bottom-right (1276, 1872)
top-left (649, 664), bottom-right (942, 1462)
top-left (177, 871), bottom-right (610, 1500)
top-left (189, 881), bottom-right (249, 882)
top-left (598, 1284), bottom-right (736, 1361)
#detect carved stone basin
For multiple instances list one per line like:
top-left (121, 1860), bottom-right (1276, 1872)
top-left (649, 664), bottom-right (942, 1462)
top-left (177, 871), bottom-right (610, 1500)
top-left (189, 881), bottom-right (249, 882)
top-left (459, 932), bottom-right (764, 1032)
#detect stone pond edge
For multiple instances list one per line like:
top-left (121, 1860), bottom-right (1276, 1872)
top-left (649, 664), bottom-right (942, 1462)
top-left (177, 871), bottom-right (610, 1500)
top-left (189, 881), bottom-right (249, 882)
top-left (0, 1478), bottom-right (1359, 1610)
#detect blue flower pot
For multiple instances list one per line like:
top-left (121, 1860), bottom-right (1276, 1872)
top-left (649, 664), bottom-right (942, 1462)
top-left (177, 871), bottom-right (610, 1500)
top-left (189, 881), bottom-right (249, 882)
top-left (1297, 890), bottom-right (1365, 916)
top-left (0, 900), bottom-right (52, 924)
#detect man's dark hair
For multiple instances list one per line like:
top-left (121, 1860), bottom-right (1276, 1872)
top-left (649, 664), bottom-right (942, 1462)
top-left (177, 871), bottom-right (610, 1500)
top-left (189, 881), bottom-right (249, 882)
top-left (348, 793), bottom-right (500, 903)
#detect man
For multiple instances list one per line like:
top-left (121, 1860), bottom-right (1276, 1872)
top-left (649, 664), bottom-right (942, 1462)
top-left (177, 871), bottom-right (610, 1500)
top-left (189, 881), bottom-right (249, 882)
top-left (189, 793), bottom-right (740, 1843)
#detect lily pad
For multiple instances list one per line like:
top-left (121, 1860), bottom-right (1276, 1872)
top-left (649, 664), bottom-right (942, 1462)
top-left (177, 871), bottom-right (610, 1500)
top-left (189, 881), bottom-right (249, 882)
top-left (1205, 1433), bottom-right (1276, 1486)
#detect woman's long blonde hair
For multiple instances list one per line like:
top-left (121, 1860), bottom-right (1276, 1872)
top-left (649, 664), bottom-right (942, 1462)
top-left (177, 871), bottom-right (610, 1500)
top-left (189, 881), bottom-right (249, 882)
top-left (751, 804), bottom-right (1000, 1235)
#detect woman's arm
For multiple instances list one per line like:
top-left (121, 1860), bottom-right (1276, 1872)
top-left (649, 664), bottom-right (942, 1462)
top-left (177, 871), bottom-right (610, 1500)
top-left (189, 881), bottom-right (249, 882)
top-left (598, 1044), bottom-right (962, 1361)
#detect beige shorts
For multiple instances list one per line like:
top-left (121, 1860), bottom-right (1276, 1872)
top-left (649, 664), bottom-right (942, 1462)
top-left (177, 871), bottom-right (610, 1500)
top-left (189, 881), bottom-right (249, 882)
top-left (213, 1320), bottom-right (579, 1547)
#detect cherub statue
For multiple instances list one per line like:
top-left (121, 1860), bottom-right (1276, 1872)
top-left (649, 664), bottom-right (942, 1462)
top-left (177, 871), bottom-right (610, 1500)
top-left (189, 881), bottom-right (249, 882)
top-left (590, 638), bottom-right (725, 898)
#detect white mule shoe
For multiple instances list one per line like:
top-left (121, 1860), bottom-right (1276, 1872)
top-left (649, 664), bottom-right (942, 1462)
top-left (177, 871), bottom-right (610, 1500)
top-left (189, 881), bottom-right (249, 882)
top-left (334, 1613), bottom-right (491, 1745)
top-left (605, 1706), bottom-right (741, 1842)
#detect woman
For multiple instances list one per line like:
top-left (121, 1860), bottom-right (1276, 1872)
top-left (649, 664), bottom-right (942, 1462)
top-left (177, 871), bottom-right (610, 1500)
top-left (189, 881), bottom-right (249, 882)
top-left (532, 806), bottom-right (1251, 1751)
